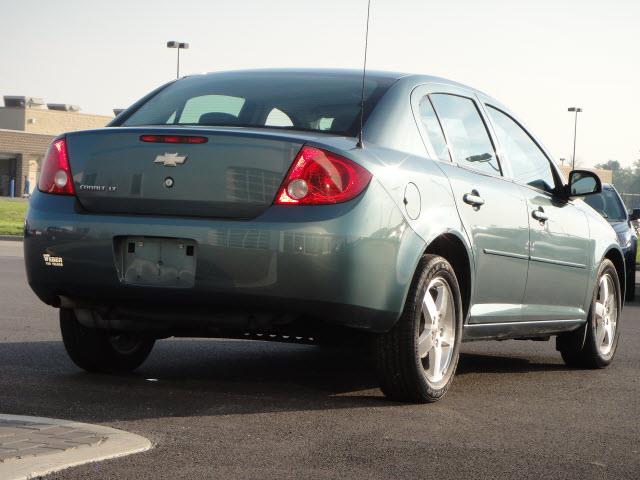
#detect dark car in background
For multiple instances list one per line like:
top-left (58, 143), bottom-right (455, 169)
top-left (583, 183), bottom-right (637, 300)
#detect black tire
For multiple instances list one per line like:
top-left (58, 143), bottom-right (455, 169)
top-left (557, 259), bottom-right (621, 369)
top-left (60, 308), bottom-right (155, 373)
top-left (372, 254), bottom-right (463, 403)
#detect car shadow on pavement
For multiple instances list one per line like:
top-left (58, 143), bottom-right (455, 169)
top-left (0, 338), bottom-right (567, 423)
top-left (456, 352), bottom-right (568, 375)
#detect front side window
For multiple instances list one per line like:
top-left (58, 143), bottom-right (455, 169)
top-left (486, 106), bottom-right (556, 192)
top-left (430, 94), bottom-right (500, 176)
top-left (418, 97), bottom-right (450, 162)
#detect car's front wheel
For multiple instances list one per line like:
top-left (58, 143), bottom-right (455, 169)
top-left (557, 258), bottom-right (621, 368)
top-left (60, 308), bottom-right (155, 373)
top-left (372, 254), bottom-right (463, 403)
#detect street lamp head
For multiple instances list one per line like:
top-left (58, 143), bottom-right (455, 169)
top-left (568, 107), bottom-right (583, 112)
top-left (167, 41), bottom-right (189, 49)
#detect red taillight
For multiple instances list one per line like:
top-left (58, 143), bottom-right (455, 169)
top-left (140, 135), bottom-right (208, 144)
top-left (38, 138), bottom-right (75, 195)
top-left (275, 146), bottom-right (372, 205)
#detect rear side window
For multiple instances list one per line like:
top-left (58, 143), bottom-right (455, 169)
top-left (486, 106), bottom-right (556, 192)
top-left (418, 97), bottom-right (451, 162)
top-left (121, 72), bottom-right (397, 136)
top-left (430, 94), bottom-right (500, 176)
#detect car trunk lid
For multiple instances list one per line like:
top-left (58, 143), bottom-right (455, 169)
top-left (66, 128), bottom-right (304, 218)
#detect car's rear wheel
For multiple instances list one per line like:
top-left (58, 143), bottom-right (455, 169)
top-left (557, 259), bottom-right (621, 368)
top-left (372, 254), bottom-right (462, 403)
top-left (60, 308), bottom-right (155, 373)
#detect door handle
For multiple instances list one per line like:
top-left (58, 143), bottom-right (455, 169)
top-left (532, 208), bottom-right (548, 222)
top-left (463, 190), bottom-right (485, 208)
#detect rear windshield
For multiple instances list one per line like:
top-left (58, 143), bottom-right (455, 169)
top-left (120, 71), bottom-right (397, 136)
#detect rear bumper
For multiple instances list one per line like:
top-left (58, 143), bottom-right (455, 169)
top-left (24, 181), bottom-right (424, 333)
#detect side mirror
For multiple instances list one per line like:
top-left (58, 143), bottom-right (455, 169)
top-left (566, 170), bottom-right (602, 197)
top-left (630, 208), bottom-right (640, 221)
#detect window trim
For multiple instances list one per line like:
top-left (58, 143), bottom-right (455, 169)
top-left (416, 95), bottom-right (453, 163)
top-left (429, 92), bottom-right (504, 178)
top-left (409, 85), bottom-right (453, 164)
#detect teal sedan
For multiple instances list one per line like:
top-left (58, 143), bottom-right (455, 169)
top-left (24, 69), bottom-right (624, 403)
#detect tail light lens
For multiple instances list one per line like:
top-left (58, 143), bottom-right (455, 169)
top-left (38, 137), bottom-right (75, 195)
top-left (275, 146), bottom-right (372, 205)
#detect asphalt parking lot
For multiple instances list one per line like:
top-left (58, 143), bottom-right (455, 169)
top-left (1, 245), bottom-right (639, 479)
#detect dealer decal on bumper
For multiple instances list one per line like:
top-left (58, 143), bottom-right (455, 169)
top-left (42, 253), bottom-right (64, 267)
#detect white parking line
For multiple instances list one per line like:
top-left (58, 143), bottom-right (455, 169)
top-left (0, 414), bottom-right (152, 480)
top-left (0, 241), bottom-right (23, 258)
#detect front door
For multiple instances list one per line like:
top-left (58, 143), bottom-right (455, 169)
top-left (521, 192), bottom-right (590, 320)
top-left (483, 104), bottom-right (591, 321)
top-left (428, 93), bottom-right (530, 324)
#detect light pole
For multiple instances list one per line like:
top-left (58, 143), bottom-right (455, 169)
top-left (167, 41), bottom-right (189, 78)
top-left (568, 107), bottom-right (582, 169)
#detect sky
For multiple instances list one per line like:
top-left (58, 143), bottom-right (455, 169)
top-left (1, 0), bottom-right (638, 167)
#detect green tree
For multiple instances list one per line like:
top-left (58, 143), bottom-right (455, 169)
top-left (596, 160), bottom-right (633, 192)
top-left (624, 159), bottom-right (640, 194)
top-left (596, 160), bottom-right (621, 171)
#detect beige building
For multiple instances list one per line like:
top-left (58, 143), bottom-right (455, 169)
top-left (0, 96), bottom-right (112, 196)
top-left (558, 164), bottom-right (613, 185)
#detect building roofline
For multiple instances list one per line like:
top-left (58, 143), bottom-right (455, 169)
top-left (0, 105), bottom-right (113, 119)
top-left (0, 128), bottom-right (55, 137)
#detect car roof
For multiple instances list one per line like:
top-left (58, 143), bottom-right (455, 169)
top-left (194, 68), bottom-right (406, 81)
top-left (191, 68), bottom-right (487, 94)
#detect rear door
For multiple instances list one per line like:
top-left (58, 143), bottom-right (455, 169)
top-left (483, 103), bottom-right (591, 321)
top-left (423, 89), bottom-right (530, 324)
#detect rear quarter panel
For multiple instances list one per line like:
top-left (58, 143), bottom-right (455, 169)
top-left (357, 77), bottom-right (470, 253)
top-left (349, 78), bottom-right (474, 314)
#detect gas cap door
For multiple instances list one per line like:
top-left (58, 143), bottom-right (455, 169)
top-left (403, 182), bottom-right (421, 220)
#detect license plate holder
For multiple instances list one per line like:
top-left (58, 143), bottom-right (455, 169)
top-left (115, 237), bottom-right (196, 288)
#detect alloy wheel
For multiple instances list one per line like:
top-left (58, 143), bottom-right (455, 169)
top-left (418, 277), bottom-right (456, 383)
top-left (594, 273), bottom-right (618, 356)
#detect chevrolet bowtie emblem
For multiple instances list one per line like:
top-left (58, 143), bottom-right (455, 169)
top-left (154, 153), bottom-right (187, 167)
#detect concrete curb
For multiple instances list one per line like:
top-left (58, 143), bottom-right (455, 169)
top-left (0, 414), bottom-right (152, 480)
top-left (0, 236), bottom-right (22, 241)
